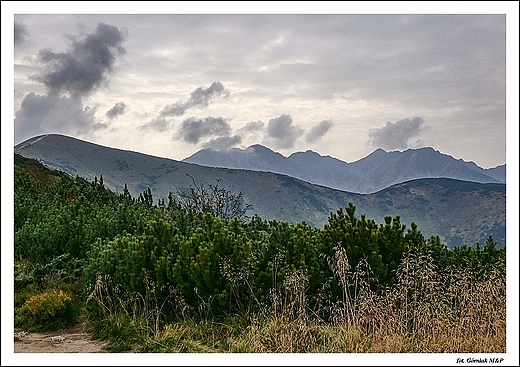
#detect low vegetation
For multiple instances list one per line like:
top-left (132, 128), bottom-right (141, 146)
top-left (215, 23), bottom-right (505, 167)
top-left (14, 153), bottom-right (506, 353)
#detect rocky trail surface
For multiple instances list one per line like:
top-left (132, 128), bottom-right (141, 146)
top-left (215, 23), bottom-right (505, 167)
top-left (14, 321), bottom-right (109, 353)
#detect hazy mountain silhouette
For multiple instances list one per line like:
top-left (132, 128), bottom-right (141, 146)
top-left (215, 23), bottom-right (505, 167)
top-left (184, 145), bottom-right (505, 193)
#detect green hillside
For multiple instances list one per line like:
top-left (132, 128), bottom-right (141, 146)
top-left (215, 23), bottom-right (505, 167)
top-left (15, 134), bottom-right (505, 247)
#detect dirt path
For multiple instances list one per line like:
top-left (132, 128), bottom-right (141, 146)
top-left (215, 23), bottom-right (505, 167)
top-left (14, 321), bottom-right (109, 353)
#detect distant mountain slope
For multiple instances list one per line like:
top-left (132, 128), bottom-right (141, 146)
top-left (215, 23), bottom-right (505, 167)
top-left (14, 134), bottom-right (362, 227)
top-left (15, 134), bottom-right (505, 247)
top-left (364, 178), bottom-right (506, 247)
top-left (347, 147), bottom-right (504, 193)
top-left (184, 145), bottom-right (504, 193)
top-left (479, 164), bottom-right (506, 182)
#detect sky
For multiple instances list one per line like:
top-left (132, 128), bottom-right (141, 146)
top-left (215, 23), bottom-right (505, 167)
top-left (2, 2), bottom-right (520, 366)
top-left (4, 3), bottom-right (519, 170)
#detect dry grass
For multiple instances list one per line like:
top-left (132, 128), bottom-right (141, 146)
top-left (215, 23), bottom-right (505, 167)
top-left (235, 248), bottom-right (506, 353)
top-left (87, 247), bottom-right (506, 353)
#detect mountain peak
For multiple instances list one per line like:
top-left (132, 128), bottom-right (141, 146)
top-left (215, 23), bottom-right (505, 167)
top-left (288, 149), bottom-right (322, 159)
top-left (248, 144), bottom-right (275, 153)
top-left (364, 147), bottom-right (388, 158)
top-left (182, 142), bottom-right (504, 192)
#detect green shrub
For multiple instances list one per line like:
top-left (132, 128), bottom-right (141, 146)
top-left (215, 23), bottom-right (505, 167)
top-left (14, 259), bottom-right (35, 292)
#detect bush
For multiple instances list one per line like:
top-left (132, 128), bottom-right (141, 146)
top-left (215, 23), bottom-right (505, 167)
top-left (17, 289), bottom-right (77, 331)
top-left (14, 259), bottom-right (35, 292)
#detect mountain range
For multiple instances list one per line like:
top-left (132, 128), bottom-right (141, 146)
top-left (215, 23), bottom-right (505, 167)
top-left (183, 145), bottom-right (505, 194)
top-left (14, 134), bottom-right (506, 247)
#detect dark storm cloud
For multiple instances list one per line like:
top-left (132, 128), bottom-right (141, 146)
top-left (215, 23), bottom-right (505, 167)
top-left (14, 92), bottom-right (97, 143)
top-left (178, 117), bottom-right (232, 144)
top-left (14, 22), bottom-right (28, 46)
top-left (368, 117), bottom-right (425, 150)
top-left (202, 135), bottom-right (243, 151)
top-left (32, 22), bottom-right (126, 98)
top-left (105, 101), bottom-right (127, 119)
top-left (264, 114), bottom-right (304, 149)
top-left (306, 120), bottom-right (333, 143)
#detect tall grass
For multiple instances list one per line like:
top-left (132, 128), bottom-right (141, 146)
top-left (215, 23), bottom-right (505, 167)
top-left (85, 246), bottom-right (506, 353)
top-left (85, 274), bottom-right (181, 351)
top-left (344, 250), bottom-right (506, 353)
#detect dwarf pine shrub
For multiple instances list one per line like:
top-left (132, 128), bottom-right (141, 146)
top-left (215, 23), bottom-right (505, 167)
top-left (17, 289), bottom-right (77, 331)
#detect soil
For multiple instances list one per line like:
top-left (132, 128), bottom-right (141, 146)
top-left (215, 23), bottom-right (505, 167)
top-left (13, 318), bottom-right (109, 353)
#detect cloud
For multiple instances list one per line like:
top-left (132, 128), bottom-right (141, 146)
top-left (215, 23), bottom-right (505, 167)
top-left (143, 81), bottom-right (230, 131)
top-left (14, 92), bottom-right (98, 143)
top-left (237, 120), bottom-right (265, 134)
top-left (105, 101), bottom-right (127, 119)
top-left (31, 22), bottom-right (126, 98)
top-left (141, 117), bottom-right (171, 132)
top-left (306, 119), bottom-right (333, 143)
top-left (13, 23), bottom-right (126, 143)
top-left (368, 117), bottom-right (425, 150)
top-left (202, 135), bottom-right (242, 151)
top-left (14, 22), bottom-right (28, 46)
top-left (235, 120), bottom-right (265, 141)
top-left (263, 114), bottom-right (304, 149)
top-left (160, 81), bottom-right (229, 118)
top-left (186, 81), bottom-right (229, 108)
top-left (177, 116), bottom-right (232, 144)
top-left (158, 102), bottom-right (188, 118)
top-left (177, 114), bottom-right (242, 151)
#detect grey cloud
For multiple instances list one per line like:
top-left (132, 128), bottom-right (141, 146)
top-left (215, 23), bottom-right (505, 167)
top-left (14, 92), bottom-right (98, 144)
top-left (14, 22), bottom-right (28, 46)
top-left (237, 120), bottom-right (265, 134)
top-left (187, 81), bottom-right (229, 108)
top-left (158, 102), bottom-right (188, 118)
top-left (105, 101), bottom-right (127, 119)
top-left (32, 22), bottom-right (126, 97)
top-left (160, 81), bottom-right (229, 118)
top-left (236, 120), bottom-right (265, 140)
top-left (202, 135), bottom-right (242, 151)
top-left (143, 82), bottom-right (229, 131)
top-left (140, 116), bottom-right (170, 132)
top-left (178, 116), bottom-right (231, 144)
top-left (368, 117), bottom-right (425, 150)
top-left (264, 114), bottom-right (304, 149)
top-left (306, 120), bottom-right (333, 143)
top-left (89, 121), bottom-right (111, 132)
